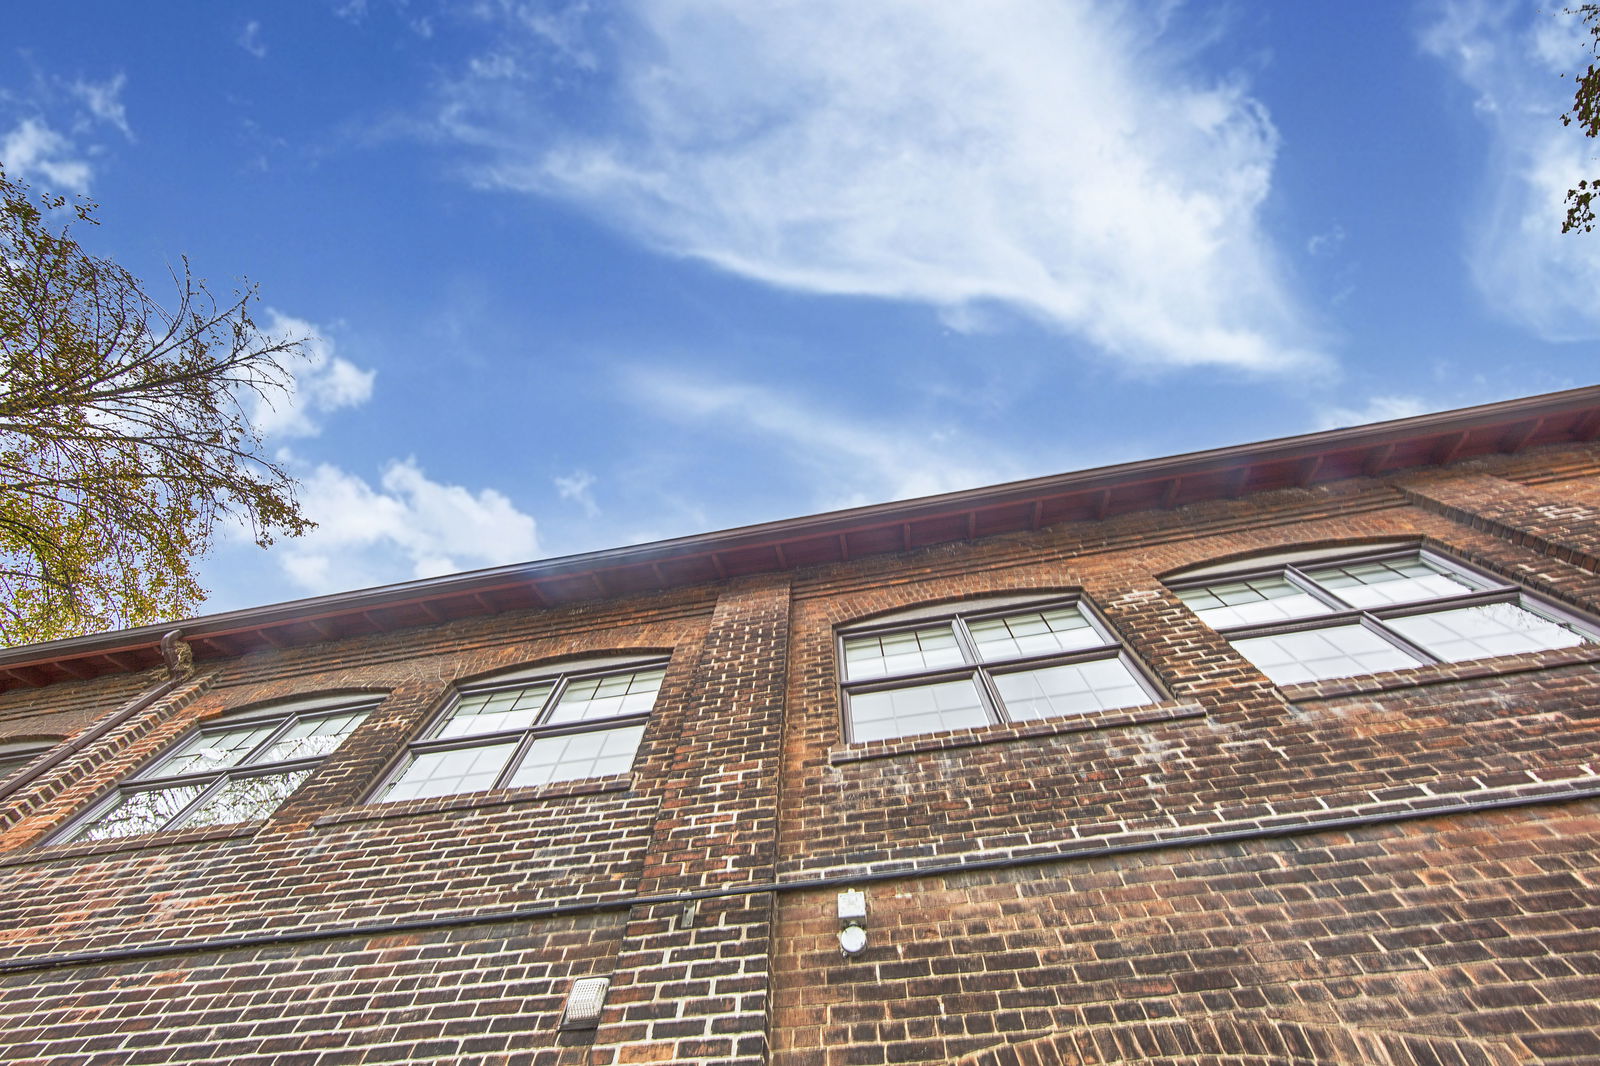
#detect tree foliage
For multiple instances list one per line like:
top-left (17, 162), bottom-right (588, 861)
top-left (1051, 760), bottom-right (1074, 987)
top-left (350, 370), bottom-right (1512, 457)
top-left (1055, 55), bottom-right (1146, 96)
top-left (0, 169), bottom-right (312, 645)
top-left (1563, 4), bottom-right (1600, 233)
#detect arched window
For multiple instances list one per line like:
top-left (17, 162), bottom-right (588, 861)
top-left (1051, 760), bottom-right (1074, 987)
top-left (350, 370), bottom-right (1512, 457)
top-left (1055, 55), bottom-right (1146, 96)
top-left (838, 594), bottom-right (1161, 743)
top-left (1167, 545), bottom-right (1599, 686)
top-left (56, 693), bottom-right (381, 843)
top-left (373, 655), bottom-right (667, 803)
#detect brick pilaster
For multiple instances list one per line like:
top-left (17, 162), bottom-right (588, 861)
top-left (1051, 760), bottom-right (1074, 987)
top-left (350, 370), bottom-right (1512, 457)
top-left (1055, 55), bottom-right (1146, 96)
top-left (592, 575), bottom-right (792, 1065)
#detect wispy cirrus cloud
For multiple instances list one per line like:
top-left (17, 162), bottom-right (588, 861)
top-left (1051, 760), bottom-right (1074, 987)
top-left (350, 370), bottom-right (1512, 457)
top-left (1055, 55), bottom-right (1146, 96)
top-left (1422, 1), bottom-right (1600, 340)
top-left (627, 368), bottom-right (1025, 510)
top-left (435, 1), bottom-right (1326, 375)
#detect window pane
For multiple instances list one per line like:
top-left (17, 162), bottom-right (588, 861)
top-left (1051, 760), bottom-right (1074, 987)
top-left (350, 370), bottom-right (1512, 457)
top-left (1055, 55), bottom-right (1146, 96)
top-left (1386, 603), bottom-right (1590, 663)
top-left (379, 741), bottom-right (518, 802)
top-left (546, 669), bottom-right (666, 725)
top-left (505, 725), bottom-right (646, 789)
top-left (434, 682), bottom-right (555, 739)
top-left (1177, 577), bottom-right (1332, 629)
top-left (140, 724), bottom-right (276, 779)
top-left (67, 783), bottom-right (207, 842)
top-left (968, 606), bottom-right (1103, 661)
top-left (842, 626), bottom-right (965, 680)
top-left (180, 770), bottom-right (311, 828)
top-left (993, 657), bottom-right (1153, 720)
top-left (0, 751), bottom-right (40, 783)
top-left (848, 678), bottom-right (989, 742)
top-left (1305, 556), bottom-right (1479, 608)
top-left (1233, 626), bottom-right (1421, 685)
top-left (250, 709), bottom-right (371, 764)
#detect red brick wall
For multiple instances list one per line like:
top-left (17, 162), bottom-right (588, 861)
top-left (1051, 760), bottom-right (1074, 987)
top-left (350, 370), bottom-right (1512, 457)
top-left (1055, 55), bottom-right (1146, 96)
top-left (0, 443), bottom-right (1596, 1064)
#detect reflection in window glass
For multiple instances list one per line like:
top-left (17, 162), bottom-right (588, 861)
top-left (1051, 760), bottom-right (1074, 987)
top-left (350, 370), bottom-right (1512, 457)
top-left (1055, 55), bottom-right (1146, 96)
top-left (840, 599), bottom-right (1155, 744)
top-left (1386, 603), bottom-right (1587, 663)
top-left (507, 726), bottom-right (648, 789)
top-left (376, 661), bottom-right (666, 803)
top-left (71, 784), bottom-right (207, 842)
top-left (993, 659), bottom-right (1154, 720)
top-left (547, 668), bottom-right (666, 724)
top-left (59, 699), bottom-right (377, 844)
top-left (1305, 557), bottom-right (1477, 608)
top-left (968, 607), bottom-right (1100, 662)
top-left (184, 770), bottom-right (311, 828)
top-left (1232, 627), bottom-right (1420, 685)
top-left (849, 678), bottom-right (989, 743)
top-left (142, 724), bottom-right (275, 778)
top-left (381, 742), bottom-right (519, 803)
top-left (1174, 550), bottom-right (1598, 687)
top-left (252, 711), bottom-right (369, 764)
top-left (1175, 576), bottom-right (1331, 629)
top-left (842, 626), bottom-right (964, 681)
top-left (433, 683), bottom-right (555, 739)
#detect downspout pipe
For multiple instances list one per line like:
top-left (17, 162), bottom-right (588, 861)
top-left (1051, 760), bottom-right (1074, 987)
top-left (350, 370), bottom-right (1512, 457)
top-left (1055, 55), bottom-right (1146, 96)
top-left (0, 631), bottom-right (194, 807)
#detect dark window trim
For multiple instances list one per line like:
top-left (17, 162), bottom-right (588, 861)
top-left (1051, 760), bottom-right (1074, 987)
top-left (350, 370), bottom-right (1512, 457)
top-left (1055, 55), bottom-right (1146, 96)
top-left (372, 656), bottom-right (668, 802)
top-left (54, 698), bottom-right (382, 844)
top-left (836, 596), bottom-right (1164, 744)
top-left (1170, 547), bottom-right (1600, 677)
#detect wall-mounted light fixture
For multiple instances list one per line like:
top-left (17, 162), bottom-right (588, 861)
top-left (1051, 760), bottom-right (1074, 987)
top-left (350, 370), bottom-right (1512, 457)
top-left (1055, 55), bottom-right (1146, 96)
top-left (837, 889), bottom-right (868, 956)
top-left (559, 976), bottom-right (611, 1030)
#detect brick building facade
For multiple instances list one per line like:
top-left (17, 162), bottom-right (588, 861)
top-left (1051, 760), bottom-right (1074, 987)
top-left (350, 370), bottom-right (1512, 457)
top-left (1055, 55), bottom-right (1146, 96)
top-left (1, 387), bottom-right (1599, 1065)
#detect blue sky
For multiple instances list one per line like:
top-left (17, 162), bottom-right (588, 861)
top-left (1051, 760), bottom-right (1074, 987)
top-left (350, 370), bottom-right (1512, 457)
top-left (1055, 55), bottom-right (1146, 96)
top-left (4, 1), bottom-right (1598, 614)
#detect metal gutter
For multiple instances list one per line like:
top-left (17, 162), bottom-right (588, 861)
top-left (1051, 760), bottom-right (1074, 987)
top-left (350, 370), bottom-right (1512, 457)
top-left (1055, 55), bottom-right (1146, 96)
top-left (3, 384), bottom-right (1598, 677)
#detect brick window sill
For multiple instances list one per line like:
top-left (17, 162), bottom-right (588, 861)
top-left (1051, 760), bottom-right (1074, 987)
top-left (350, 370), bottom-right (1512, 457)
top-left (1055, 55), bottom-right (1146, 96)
top-left (2, 820), bottom-right (262, 868)
top-left (1281, 642), bottom-right (1600, 702)
top-left (313, 774), bottom-right (633, 829)
top-left (829, 700), bottom-right (1207, 765)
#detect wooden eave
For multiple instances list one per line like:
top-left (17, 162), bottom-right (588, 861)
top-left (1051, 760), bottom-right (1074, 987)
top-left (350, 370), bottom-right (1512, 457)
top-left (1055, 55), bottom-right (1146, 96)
top-left (4, 385), bottom-right (1598, 691)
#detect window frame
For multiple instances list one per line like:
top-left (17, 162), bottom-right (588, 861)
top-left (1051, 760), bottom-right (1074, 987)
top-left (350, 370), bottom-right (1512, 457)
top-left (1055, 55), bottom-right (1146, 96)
top-left (372, 656), bottom-right (668, 803)
top-left (1167, 546), bottom-right (1600, 682)
top-left (54, 694), bottom-right (382, 844)
top-left (0, 740), bottom-right (53, 784)
top-left (836, 596), bottom-right (1164, 744)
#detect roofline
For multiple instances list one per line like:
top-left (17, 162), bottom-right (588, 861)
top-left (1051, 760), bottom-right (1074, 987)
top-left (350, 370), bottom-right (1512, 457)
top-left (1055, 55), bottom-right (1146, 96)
top-left (4, 384), bottom-right (1598, 685)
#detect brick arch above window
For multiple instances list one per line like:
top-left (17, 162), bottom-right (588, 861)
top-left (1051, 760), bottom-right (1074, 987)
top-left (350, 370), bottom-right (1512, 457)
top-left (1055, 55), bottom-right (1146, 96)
top-left (836, 592), bottom-right (1164, 744)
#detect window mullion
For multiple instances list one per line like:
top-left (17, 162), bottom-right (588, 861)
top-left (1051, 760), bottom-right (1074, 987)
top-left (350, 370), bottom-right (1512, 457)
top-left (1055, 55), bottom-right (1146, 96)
top-left (1282, 564), bottom-right (1353, 611)
top-left (948, 619), bottom-right (1006, 725)
top-left (534, 676), bottom-right (572, 728)
top-left (161, 773), bottom-right (230, 832)
top-left (236, 715), bottom-right (298, 768)
top-left (1362, 614), bottom-right (1440, 666)
top-left (490, 730), bottom-right (541, 791)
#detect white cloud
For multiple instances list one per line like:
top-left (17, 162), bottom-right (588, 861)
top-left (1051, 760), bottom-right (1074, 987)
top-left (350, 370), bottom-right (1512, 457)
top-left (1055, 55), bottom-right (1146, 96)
top-left (278, 459), bottom-right (541, 594)
top-left (67, 74), bottom-right (132, 138)
top-left (438, 1), bottom-right (1325, 374)
top-left (1421, 1), bottom-right (1600, 339)
top-left (1, 117), bottom-right (93, 193)
top-left (629, 368), bottom-right (1023, 509)
top-left (1314, 394), bottom-right (1429, 431)
top-left (555, 470), bottom-right (601, 517)
top-left (3, 71), bottom-right (133, 192)
top-left (248, 312), bottom-right (377, 439)
top-left (238, 21), bottom-right (268, 59)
